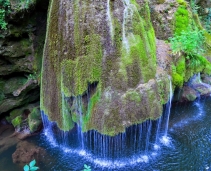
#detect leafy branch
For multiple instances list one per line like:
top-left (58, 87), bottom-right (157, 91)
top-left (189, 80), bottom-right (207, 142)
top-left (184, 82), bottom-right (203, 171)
top-left (23, 159), bottom-right (39, 171)
top-left (83, 164), bottom-right (91, 171)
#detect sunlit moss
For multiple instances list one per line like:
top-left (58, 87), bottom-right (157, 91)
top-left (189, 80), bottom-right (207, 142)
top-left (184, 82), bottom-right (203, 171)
top-left (174, 6), bottom-right (189, 35)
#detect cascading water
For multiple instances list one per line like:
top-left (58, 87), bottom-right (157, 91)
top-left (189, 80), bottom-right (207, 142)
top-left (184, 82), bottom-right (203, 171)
top-left (41, 96), bottom-right (174, 168)
top-left (106, 0), bottom-right (114, 42)
top-left (160, 78), bottom-right (173, 145)
top-left (40, 0), bottom-right (175, 168)
top-left (41, 69), bottom-right (174, 168)
top-left (164, 78), bottom-right (173, 137)
top-left (122, 0), bottom-right (136, 52)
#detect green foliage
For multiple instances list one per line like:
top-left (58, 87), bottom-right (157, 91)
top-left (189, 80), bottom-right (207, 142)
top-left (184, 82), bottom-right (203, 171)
top-left (172, 72), bottom-right (183, 88)
top-left (83, 164), bottom-right (91, 171)
top-left (28, 107), bottom-right (42, 132)
top-left (11, 116), bottom-right (22, 127)
top-left (170, 28), bottom-right (205, 58)
top-left (172, 64), bottom-right (184, 88)
top-left (27, 72), bottom-right (37, 80)
top-left (23, 159), bottom-right (39, 171)
top-left (174, 6), bottom-right (189, 35)
top-left (0, 0), bottom-right (10, 30)
top-left (190, 0), bottom-right (199, 14)
top-left (176, 57), bottom-right (186, 76)
top-left (176, 0), bottom-right (187, 6)
top-left (201, 8), bottom-right (211, 33)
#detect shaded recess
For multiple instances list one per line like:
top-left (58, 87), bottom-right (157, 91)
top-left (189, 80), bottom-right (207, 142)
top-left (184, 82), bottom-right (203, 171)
top-left (41, 0), bottom-right (170, 136)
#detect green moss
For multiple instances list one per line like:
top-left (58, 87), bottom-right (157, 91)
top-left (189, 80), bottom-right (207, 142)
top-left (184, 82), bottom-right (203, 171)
top-left (41, 0), bottom-right (164, 136)
top-left (28, 107), bottom-right (42, 132)
top-left (172, 72), bottom-right (183, 88)
top-left (204, 32), bottom-right (211, 56)
top-left (176, 57), bottom-right (186, 76)
top-left (124, 90), bottom-right (141, 103)
top-left (174, 6), bottom-right (189, 35)
top-left (29, 107), bottom-right (40, 120)
top-left (0, 93), bottom-right (5, 101)
top-left (9, 108), bottom-right (25, 122)
top-left (172, 63), bottom-right (184, 88)
top-left (157, 77), bottom-right (169, 104)
top-left (157, 0), bottom-right (165, 4)
top-left (120, 2), bottom-right (156, 86)
top-left (61, 34), bottom-right (102, 97)
top-left (11, 116), bottom-right (22, 128)
top-left (176, 0), bottom-right (187, 6)
top-left (204, 63), bottom-right (211, 75)
top-left (61, 94), bottom-right (74, 131)
top-left (82, 88), bottom-right (101, 132)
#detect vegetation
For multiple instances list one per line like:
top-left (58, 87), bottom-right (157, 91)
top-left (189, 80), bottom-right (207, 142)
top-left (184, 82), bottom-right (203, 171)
top-left (0, 0), bottom-right (10, 30)
top-left (170, 0), bottom-right (211, 88)
top-left (23, 159), bottom-right (39, 171)
top-left (83, 164), bottom-right (91, 171)
top-left (190, 0), bottom-right (199, 14)
top-left (169, 28), bottom-right (204, 61)
top-left (174, 5), bottom-right (189, 35)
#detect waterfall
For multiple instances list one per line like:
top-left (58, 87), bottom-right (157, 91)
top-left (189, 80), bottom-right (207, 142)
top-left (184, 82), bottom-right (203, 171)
top-left (122, 0), bottom-right (136, 53)
top-left (76, 96), bottom-right (85, 149)
top-left (160, 78), bottom-right (173, 145)
top-left (145, 120), bottom-right (152, 153)
top-left (154, 117), bottom-right (162, 149)
top-left (107, 0), bottom-right (114, 42)
top-left (189, 73), bottom-right (211, 96)
top-left (164, 78), bottom-right (173, 137)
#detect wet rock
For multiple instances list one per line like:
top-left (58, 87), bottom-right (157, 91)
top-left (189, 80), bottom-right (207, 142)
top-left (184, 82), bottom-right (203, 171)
top-left (201, 74), bottom-right (211, 85)
top-left (150, 0), bottom-right (178, 39)
top-left (12, 141), bottom-right (47, 166)
top-left (156, 39), bottom-right (172, 74)
top-left (0, 39), bottom-right (32, 58)
top-left (28, 107), bottom-right (42, 133)
top-left (0, 0), bottom-right (48, 116)
top-left (0, 125), bottom-right (20, 154)
top-left (0, 77), bottom-right (39, 114)
top-left (179, 86), bottom-right (198, 102)
top-left (7, 103), bottom-right (42, 134)
top-left (192, 83), bottom-right (211, 96)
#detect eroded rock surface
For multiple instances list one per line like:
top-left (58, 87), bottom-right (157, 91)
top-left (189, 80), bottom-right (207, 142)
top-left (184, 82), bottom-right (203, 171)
top-left (12, 141), bottom-right (47, 165)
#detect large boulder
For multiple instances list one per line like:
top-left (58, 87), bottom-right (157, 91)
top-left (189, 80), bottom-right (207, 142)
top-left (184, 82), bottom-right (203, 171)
top-left (12, 141), bottom-right (47, 166)
top-left (6, 103), bottom-right (42, 134)
top-left (0, 124), bottom-right (20, 154)
top-left (41, 0), bottom-right (171, 136)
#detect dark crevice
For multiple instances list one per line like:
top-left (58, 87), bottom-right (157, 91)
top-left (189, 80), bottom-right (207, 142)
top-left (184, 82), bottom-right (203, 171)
top-left (65, 82), bottom-right (98, 116)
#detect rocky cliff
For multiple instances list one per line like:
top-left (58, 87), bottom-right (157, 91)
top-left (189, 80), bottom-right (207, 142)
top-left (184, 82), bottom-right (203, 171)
top-left (41, 0), bottom-right (171, 136)
top-left (0, 0), bottom-right (48, 133)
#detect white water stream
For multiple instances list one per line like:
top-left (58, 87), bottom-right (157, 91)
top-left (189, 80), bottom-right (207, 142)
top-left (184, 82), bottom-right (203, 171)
top-left (122, 0), bottom-right (136, 53)
top-left (106, 0), bottom-right (114, 42)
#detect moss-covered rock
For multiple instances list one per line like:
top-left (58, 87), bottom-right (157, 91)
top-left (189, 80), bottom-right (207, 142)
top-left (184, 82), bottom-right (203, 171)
top-left (7, 103), bottom-right (41, 133)
top-left (28, 107), bottom-right (42, 133)
top-left (179, 86), bottom-right (197, 102)
top-left (0, 0), bottom-right (48, 115)
top-left (0, 77), bottom-right (39, 114)
top-left (11, 116), bottom-right (22, 128)
top-left (41, 0), bottom-right (170, 136)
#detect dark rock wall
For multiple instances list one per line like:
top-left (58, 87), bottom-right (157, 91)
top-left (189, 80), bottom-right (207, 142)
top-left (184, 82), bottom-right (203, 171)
top-left (0, 0), bottom-right (48, 116)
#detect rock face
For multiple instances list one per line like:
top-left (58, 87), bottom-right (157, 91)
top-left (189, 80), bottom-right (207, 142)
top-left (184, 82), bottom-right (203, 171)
top-left (0, 0), bottom-right (48, 117)
top-left (174, 74), bottom-right (211, 102)
top-left (150, 0), bottom-right (178, 40)
top-left (6, 103), bottom-right (42, 134)
top-left (41, 0), bottom-right (170, 136)
top-left (0, 124), bottom-right (20, 154)
top-left (12, 141), bottom-right (47, 166)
